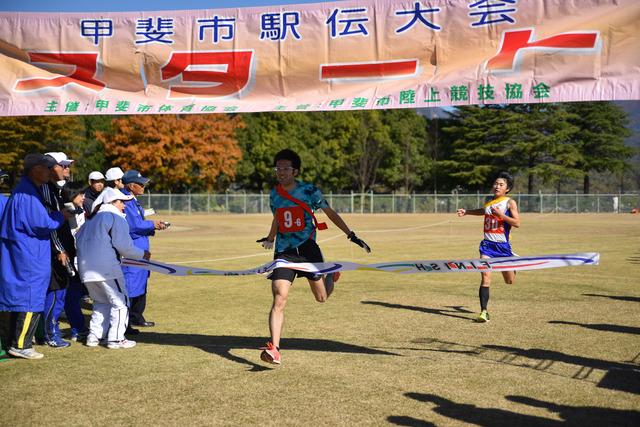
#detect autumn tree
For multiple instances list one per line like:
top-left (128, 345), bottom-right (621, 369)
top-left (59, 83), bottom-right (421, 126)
top-left (98, 114), bottom-right (243, 192)
top-left (0, 116), bottom-right (83, 184)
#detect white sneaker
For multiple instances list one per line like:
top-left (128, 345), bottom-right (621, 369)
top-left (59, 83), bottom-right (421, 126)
top-left (85, 335), bottom-right (100, 347)
top-left (8, 347), bottom-right (44, 360)
top-left (107, 339), bottom-right (136, 349)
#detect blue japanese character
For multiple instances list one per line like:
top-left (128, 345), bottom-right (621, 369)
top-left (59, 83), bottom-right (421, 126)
top-left (197, 17), bottom-right (235, 43)
top-left (395, 2), bottom-right (441, 33)
top-left (260, 12), bottom-right (302, 40)
top-left (326, 8), bottom-right (369, 38)
top-left (80, 19), bottom-right (113, 45)
top-left (135, 17), bottom-right (175, 44)
top-left (468, 0), bottom-right (518, 27)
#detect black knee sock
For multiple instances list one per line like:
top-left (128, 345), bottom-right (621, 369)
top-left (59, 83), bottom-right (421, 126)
top-left (479, 286), bottom-right (490, 311)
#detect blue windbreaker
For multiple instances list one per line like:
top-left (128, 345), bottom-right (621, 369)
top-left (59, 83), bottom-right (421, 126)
top-left (120, 188), bottom-right (155, 298)
top-left (0, 177), bottom-right (64, 312)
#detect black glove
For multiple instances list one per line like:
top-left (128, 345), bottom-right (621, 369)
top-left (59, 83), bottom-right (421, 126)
top-left (348, 231), bottom-right (371, 253)
top-left (256, 237), bottom-right (274, 250)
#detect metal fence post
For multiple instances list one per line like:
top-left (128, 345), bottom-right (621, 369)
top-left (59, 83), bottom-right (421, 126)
top-left (207, 192), bottom-right (211, 213)
top-left (434, 190), bottom-right (438, 213)
top-left (329, 191), bottom-right (333, 208)
top-left (412, 191), bottom-right (416, 213)
top-left (576, 191), bottom-right (579, 213)
top-left (260, 190), bottom-right (264, 213)
top-left (555, 192), bottom-right (558, 213)
top-left (477, 191), bottom-right (480, 208)
top-left (350, 191), bottom-right (354, 213)
top-left (147, 191), bottom-right (151, 209)
top-left (370, 190), bottom-right (374, 214)
top-left (225, 190), bottom-right (229, 212)
top-left (392, 191), bottom-right (395, 213)
top-left (539, 190), bottom-right (543, 214)
top-left (188, 190), bottom-right (192, 215)
top-left (597, 192), bottom-right (600, 213)
top-left (455, 190), bottom-right (458, 212)
top-left (168, 191), bottom-right (172, 215)
top-left (243, 191), bottom-right (247, 214)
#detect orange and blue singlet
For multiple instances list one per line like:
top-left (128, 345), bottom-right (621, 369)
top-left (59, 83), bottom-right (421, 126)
top-left (479, 196), bottom-right (514, 258)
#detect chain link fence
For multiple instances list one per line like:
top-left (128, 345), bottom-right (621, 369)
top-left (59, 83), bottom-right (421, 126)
top-left (139, 192), bottom-right (640, 214)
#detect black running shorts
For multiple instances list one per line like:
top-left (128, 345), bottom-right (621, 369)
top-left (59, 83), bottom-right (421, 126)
top-left (268, 239), bottom-right (324, 283)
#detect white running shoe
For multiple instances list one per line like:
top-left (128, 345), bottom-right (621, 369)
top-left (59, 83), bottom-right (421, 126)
top-left (107, 339), bottom-right (136, 349)
top-left (85, 335), bottom-right (100, 347)
top-left (8, 347), bottom-right (44, 360)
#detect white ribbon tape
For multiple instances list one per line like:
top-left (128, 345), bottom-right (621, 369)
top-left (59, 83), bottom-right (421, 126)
top-left (121, 253), bottom-right (599, 277)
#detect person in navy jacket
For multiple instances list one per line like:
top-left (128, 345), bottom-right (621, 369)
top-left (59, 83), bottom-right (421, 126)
top-left (0, 154), bottom-right (70, 360)
top-left (120, 170), bottom-right (167, 332)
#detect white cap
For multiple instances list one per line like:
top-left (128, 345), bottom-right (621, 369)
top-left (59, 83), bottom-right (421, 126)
top-left (45, 152), bottom-right (74, 166)
top-left (91, 187), bottom-right (133, 213)
top-left (105, 167), bottom-right (124, 181)
top-left (88, 171), bottom-right (105, 181)
top-left (101, 187), bottom-right (134, 204)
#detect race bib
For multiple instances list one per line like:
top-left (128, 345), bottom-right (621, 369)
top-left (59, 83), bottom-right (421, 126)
top-left (484, 215), bottom-right (504, 233)
top-left (276, 206), bottom-right (306, 233)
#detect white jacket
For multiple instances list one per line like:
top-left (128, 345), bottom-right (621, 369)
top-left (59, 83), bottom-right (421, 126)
top-left (76, 204), bottom-right (145, 282)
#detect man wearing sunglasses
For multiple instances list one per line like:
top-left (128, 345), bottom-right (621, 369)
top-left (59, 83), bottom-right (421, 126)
top-left (121, 170), bottom-right (168, 334)
top-left (41, 152), bottom-right (77, 348)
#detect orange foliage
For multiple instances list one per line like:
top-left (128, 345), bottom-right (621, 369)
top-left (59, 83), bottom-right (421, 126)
top-left (97, 114), bottom-right (243, 192)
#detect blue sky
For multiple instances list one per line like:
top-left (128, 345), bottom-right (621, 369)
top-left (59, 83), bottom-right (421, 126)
top-left (0, 0), bottom-right (340, 12)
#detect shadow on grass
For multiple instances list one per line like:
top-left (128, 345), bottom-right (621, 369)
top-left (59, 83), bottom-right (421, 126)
top-left (361, 300), bottom-right (474, 320)
top-left (389, 393), bottom-right (640, 426)
top-left (135, 332), bottom-right (398, 371)
top-left (483, 344), bottom-right (640, 395)
top-left (581, 293), bottom-right (640, 303)
top-left (549, 320), bottom-right (640, 335)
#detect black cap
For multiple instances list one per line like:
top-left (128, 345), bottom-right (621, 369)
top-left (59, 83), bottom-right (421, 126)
top-left (24, 153), bottom-right (57, 171)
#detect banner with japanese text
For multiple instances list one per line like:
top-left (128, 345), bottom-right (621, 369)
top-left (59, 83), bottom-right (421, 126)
top-left (0, 0), bottom-right (638, 116)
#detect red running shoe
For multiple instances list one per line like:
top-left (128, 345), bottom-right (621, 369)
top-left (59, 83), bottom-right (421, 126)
top-left (260, 341), bottom-right (281, 364)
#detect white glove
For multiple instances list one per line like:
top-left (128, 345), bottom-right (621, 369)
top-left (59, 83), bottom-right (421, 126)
top-left (256, 237), bottom-right (274, 250)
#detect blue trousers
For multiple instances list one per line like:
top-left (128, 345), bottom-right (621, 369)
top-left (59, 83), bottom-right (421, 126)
top-left (64, 279), bottom-right (88, 337)
top-left (44, 289), bottom-right (67, 341)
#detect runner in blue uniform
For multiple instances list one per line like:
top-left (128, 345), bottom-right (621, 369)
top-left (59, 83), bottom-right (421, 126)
top-left (257, 149), bottom-right (371, 365)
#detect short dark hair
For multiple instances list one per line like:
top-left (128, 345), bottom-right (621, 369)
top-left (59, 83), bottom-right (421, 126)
top-left (496, 171), bottom-right (514, 192)
top-left (61, 181), bottom-right (87, 203)
top-left (274, 149), bottom-right (301, 170)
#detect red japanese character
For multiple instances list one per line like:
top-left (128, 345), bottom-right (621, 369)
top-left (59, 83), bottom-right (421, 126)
top-left (487, 29), bottom-right (598, 72)
top-left (161, 50), bottom-right (254, 98)
top-left (320, 59), bottom-right (418, 80)
top-left (15, 52), bottom-right (105, 92)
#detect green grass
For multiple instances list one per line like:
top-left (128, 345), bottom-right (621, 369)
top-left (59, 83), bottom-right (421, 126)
top-left (2, 214), bottom-right (640, 426)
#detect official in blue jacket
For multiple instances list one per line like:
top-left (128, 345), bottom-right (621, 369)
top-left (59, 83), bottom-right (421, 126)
top-left (120, 170), bottom-right (167, 331)
top-left (0, 154), bottom-right (67, 360)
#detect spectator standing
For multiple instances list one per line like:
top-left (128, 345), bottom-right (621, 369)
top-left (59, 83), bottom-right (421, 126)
top-left (121, 170), bottom-right (167, 332)
top-left (83, 171), bottom-right (105, 214)
top-left (0, 154), bottom-right (69, 360)
top-left (105, 167), bottom-right (125, 189)
top-left (0, 169), bottom-right (8, 360)
top-left (41, 153), bottom-right (76, 348)
top-left (61, 182), bottom-right (90, 341)
top-left (76, 187), bottom-right (150, 349)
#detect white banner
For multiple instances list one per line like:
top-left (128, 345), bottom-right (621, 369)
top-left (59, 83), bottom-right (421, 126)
top-left (121, 252), bottom-right (599, 277)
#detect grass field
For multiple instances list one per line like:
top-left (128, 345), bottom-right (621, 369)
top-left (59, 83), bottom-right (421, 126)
top-left (2, 213), bottom-right (639, 426)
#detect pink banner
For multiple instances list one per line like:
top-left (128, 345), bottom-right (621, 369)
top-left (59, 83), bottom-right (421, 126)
top-left (0, 0), bottom-right (638, 116)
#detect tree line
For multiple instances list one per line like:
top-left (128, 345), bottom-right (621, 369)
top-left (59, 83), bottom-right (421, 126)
top-left (0, 102), bottom-right (636, 194)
